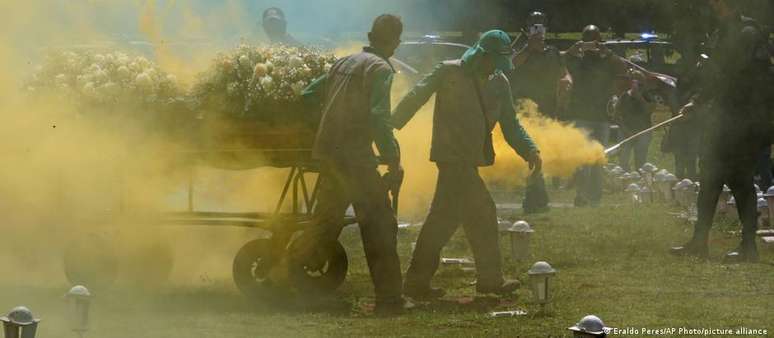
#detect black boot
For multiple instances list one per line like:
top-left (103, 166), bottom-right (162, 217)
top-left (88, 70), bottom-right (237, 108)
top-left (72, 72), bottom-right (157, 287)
top-left (723, 242), bottom-right (759, 263)
top-left (476, 280), bottom-right (520, 296)
top-left (404, 283), bottom-right (446, 301)
top-left (670, 238), bottom-right (709, 259)
top-left (373, 297), bottom-right (415, 316)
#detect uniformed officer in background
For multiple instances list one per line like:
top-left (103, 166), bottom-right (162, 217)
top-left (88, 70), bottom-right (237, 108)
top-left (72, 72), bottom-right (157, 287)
top-left (510, 11), bottom-right (574, 213)
top-left (670, 0), bottom-right (772, 263)
top-left (563, 25), bottom-right (627, 207)
top-left (261, 7), bottom-right (302, 47)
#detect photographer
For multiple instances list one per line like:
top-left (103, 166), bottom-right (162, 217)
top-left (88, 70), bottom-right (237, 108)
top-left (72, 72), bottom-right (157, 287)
top-left (563, 25), bottom-right (627, 207)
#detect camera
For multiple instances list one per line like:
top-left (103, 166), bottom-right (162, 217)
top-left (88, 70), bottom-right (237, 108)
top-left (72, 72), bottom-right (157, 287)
top-left (528, 24), bottom-right (546, 36)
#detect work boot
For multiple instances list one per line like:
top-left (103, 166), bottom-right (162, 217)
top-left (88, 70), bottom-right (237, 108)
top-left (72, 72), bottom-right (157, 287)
top-left (669, 239), bottom-right (709, 259)
top-left (373, 297), bottom-right (415, 316)
top-left (476, 280), bottom-right (520, 296)
top-left (404, 284), bottom-right (446, 301)
top-left (723, 243), bottom-right (759, 263)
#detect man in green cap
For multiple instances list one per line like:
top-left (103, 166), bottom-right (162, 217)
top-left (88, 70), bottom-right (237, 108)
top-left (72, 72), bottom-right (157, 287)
top-left (392, 30), bottom-right (542, 299)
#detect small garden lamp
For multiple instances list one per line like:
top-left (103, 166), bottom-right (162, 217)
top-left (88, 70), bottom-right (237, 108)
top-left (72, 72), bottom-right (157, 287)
top-left (1, 306), bottom-right (40, 338)
top-left (65, 285), bottom-right (92, 336)
top-left (528, 261), bottom-right (556, 306)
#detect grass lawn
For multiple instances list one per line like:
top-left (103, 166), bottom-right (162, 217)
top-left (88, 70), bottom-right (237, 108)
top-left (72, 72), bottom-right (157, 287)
top-left (1, 130), bottom-right (772, 338)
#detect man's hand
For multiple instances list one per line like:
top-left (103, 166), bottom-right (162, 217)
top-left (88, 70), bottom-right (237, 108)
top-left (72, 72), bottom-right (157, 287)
top-left (564, 41), bottom-right (584, 57)
top-left (527, 150), bottom-right (542, 172)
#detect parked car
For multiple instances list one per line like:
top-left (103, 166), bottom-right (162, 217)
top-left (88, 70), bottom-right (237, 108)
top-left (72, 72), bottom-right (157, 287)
top-left (392, 35), bottom-right (470, 80)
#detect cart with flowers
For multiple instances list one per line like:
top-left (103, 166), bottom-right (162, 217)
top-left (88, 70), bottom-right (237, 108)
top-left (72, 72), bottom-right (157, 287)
top-left (37, 45), bottom-right (359, 298)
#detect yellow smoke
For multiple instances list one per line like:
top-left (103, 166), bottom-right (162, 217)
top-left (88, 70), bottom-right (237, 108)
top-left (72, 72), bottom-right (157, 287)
top-left (390, 78), bottom-right (606, 219)
top-left (0, 0), bottom-right (287, 287)
top-left (482, 100), bottom-right (607, 185)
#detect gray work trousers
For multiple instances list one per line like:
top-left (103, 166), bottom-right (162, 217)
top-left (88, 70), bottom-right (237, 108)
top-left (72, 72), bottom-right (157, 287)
top-left (303, 159), bottom-right (402, 303)
top-left (405, 163), bottom-right (504, 289)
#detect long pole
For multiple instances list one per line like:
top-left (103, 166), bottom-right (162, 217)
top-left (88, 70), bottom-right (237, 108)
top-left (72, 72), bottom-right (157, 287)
top-left (604, 114), bottom-right (684, 155)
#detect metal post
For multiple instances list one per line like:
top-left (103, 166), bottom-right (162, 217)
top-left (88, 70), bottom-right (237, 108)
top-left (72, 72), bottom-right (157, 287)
top-left (274, 167), bottom-right (297, 215)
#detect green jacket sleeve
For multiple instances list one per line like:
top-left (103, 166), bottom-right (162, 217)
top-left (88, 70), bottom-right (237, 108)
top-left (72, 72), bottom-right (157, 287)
top-left (301, 74), bottom-right (327, 108)
top-left (498, 80), bottom-right (538, 160)
top-left (390, 63), bottom-right (444, 130)
top-left (370, 68), bottom-right (400, 163)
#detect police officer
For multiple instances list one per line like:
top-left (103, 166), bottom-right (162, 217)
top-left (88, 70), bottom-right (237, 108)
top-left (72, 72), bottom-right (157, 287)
top-left (563, 25), bottom-right (627, 207)
top-left (392, 30), bottom-right (542, 300)
top-left (299, 14), bottom-right (408, 314)
top-left (510, 11), bottom-right (573, 213)
top-left (670, 0), bottom-right (772, 263)
top-left (511, 11), bottom-right (573, 120)
top-left (261, 7), bottom-right (302, 47)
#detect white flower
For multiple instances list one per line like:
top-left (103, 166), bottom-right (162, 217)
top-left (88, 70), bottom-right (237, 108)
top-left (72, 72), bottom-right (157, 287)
top-left (259, 76), bottom-right (274, 90)
top-left (291, 81), bottom-right (306, 96)
top-left (226, 82), bottom-right (239, 96)
top-left (238, 54), bottom-right (250, 66)
top-left (165, 74), bottom-right (177, 85)
top-left (288, 55), bottom-right (303, 68)
top-left (93, 69), bottom-right (108, 83)
top-left (82, 81), bottom-right (97, 97)
top-left (117, 66), bottom-right (131, 80)
top-left (253, 63), bottom-right (268, 78)
top-left (135, 72), bottom-right (152, 88)
top-left (99, 82), bottom-right (120, 97)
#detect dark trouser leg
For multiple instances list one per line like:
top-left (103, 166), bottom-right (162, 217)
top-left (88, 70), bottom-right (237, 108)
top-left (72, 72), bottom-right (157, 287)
top-left (726, 164), bottom-right (758, 247)
top-left (693, 161), bottom-right (725, 243)
top-left (756, 146), bottom-right (772, 192)
top-left (460, 167), bottom-right (504, 287)
top-left (619, 143), bottom-right (633, 172)
top-left (345, 165), bottom-right (403, 303)
top-left (304, 161), bottom-right (402, 303)
top-left (633, 134), bottom-right (651, 171)
top-left (574, 120), bottom-right (609, 205)
top-left (675, 152), bottom-right (686, 179)
top-left (298, 162), bottom-right (353, 261)
top-left (405, 164), bottom-right (464, 289)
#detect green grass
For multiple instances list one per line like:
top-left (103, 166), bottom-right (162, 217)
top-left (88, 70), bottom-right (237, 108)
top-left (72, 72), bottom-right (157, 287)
top-left (2, 182), bottom-right (772, 337)
top-left (2, 127), bottom-right (771, 338)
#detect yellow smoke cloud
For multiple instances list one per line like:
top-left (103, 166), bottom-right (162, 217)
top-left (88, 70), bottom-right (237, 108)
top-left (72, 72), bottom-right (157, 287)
top-left (482, 100), bottom-right (607, 185)
top-left (390, 79), bottom-right (606, 219)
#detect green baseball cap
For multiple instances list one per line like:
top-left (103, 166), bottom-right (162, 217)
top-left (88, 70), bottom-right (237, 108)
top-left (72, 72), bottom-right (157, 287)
top-left (462, 30), bottom-right (514, 72)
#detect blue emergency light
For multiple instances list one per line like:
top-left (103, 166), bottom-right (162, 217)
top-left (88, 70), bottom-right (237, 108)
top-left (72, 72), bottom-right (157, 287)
top-left (641, 32), bottom-right (658, 40)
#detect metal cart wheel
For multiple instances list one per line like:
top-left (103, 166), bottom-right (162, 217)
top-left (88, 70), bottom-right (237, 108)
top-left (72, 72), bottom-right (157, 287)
top-left (63, 234), bottom-right (119, 290)
top-left (233, 238), bottom-right (288, 299)
top-left (288, 239), bottom-right (348, 294)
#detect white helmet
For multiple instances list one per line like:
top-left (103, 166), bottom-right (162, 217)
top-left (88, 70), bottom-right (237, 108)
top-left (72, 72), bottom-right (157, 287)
top-left (640, 163), bottom-right (657, 173)
top-left (568, 315), bottom-right (609, 336)
top-left (66, 285), bottom-right (91, 298)
top-left (757, 198), bottom-right (768, 211)
top-left (610, 167), bottom-right (625, 176)
top-left (509, 220), bottom-right (534, 233)
top-left (625, 183), bottom-right (640, 193)
top-left (765, 186), bottom-right (774, 197)
top-left (0, 306), bottom-right (39, 326)
top-left (673, 179), bottom-right (693, 191)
